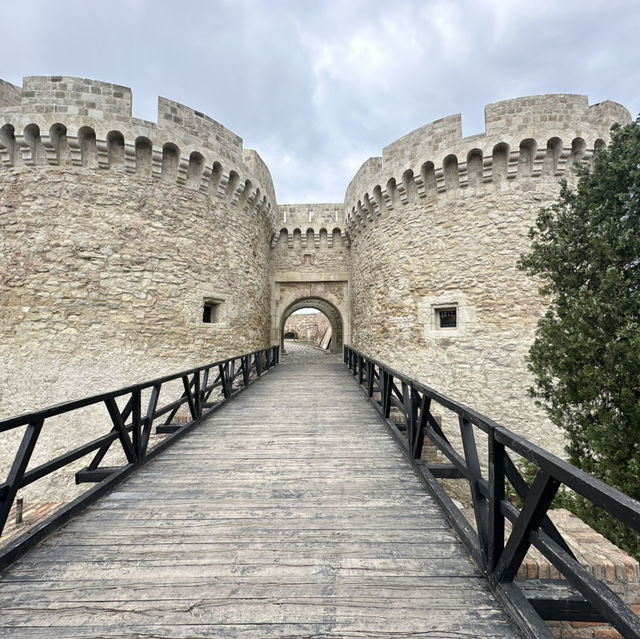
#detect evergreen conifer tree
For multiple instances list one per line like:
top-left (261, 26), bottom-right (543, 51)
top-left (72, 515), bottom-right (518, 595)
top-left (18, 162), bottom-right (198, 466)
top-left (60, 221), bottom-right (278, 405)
top-left (518, 118), bottom-right (640, 556)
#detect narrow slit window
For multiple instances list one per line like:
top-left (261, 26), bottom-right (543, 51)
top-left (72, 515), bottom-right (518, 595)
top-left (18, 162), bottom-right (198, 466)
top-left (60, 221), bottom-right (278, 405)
top-left (203, 301), bottom-right (221, 323)
top-left (437, 307), bottom-right (457, 328)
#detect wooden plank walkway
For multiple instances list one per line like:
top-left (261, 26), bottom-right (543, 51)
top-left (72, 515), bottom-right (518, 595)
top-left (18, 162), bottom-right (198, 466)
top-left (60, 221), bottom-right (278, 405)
top-left (0, 347), bottom-right (523, 638)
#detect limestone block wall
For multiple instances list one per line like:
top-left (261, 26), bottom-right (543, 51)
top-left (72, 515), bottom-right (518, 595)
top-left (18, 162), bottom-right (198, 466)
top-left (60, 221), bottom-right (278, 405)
top-left (284, 311), bottom-right (331, 345)
top-left (271, 203), bottom-right (350, 272)
top-left (345, 95), bottom-right (632, 456)
top-left (270, 203), bottom-right (350, 352)
top-left (0, 76), bottom-right (277, 501)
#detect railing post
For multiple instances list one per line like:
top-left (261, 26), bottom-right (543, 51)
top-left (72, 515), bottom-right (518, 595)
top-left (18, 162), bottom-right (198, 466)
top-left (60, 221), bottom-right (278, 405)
top-left (412, 391), bottom-right (426, 459)
top-left (194, 370), bottom-right (202, 417)
top-left (367, 361), bottom-right (374, 397)
top-left (459, 416), bottom-right (489, 566)
top-left (226, 362), bottom-right (233, 395)
top-left (219, 363), bottom-right (230, 398)
top-left (242, 355), bottom-right (250, 386)
top-left (141, 383), bottom-right (160, 456)
top-left (358, 355), bottom-right (364, 385)
top-left (200, 368), bottom-right (209, 410)
top-left (405, 384), bottom-right (424, 459)
top-left (402, 380), bottom-right (414, 450)
top-left (256, 352), bottom-right (262, 377)
top-left (381, 370), bottom-right (392, 419)
top-left (132, 388), bottom-right (142, 459)
top-left (0, 419), bottom-right (43, 538)
top-left (230, 359), bottom-right (236, 385)
top-left (488, 427), bottom-right (505, 574)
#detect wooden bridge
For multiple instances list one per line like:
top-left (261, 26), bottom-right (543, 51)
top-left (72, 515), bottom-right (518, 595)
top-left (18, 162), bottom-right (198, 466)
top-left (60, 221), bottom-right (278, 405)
top-left (0, 344), bottom-right (639, 638)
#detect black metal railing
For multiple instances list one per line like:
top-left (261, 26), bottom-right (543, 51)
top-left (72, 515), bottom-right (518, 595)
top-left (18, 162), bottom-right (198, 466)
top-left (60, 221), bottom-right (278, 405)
top-left (344, 345), bottom-right (640, 639)
top-left (0, 345), bottom-right (279, 559)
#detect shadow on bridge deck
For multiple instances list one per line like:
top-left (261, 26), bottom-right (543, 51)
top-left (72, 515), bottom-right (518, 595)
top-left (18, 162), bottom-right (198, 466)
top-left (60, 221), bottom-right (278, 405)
top-left (0, 350), bottom-right (523, 638)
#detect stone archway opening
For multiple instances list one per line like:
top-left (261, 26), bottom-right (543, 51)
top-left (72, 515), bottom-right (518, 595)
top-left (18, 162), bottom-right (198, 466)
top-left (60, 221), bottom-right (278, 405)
top-left (279, 298), bottom-right (344, 355)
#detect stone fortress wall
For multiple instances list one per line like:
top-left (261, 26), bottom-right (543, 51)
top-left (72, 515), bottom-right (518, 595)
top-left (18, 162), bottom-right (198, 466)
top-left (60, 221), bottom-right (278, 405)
top-left (284, 311), bottom-right (332, 346)
top-left (271, 203), bottom-right (350, 272)
top-left (0, 76), bottom-right (278, 500)
top-left (270, 203), bottom-right (350, 352)
top-left (344, 94), bottom-right (632, 454)
top-left (0, 77), bottom-right (633, 501)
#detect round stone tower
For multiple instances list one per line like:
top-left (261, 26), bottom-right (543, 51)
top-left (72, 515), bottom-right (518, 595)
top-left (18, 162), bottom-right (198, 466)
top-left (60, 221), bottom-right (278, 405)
top-left (0, 76), bottom-right (277, 415)
top-left (344, 94), bottom-right (631, 454)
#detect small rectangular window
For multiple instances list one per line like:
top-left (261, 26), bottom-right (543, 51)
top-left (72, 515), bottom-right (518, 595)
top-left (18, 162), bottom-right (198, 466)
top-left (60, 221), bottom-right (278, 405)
top-left (203, 301), bottom-right (221, 323)
top-left (437, 307), bottom-right (457, 328)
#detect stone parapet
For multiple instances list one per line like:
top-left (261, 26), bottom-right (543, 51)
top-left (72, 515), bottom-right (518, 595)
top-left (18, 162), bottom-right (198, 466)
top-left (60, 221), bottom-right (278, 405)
top-left (273, 203), bottom-right (348, 250)
top-left (0, 76), bottom-right (278, 233)
top-left (344, 94), bottom-right (631, 236)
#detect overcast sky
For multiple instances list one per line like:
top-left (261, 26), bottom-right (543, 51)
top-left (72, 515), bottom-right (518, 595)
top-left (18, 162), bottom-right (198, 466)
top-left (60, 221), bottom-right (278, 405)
top-left (2, 0), bottom-right (639, 203)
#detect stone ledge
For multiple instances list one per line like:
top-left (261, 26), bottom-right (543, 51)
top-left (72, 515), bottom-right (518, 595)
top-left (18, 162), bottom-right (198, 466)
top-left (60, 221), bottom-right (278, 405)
top-left (271, 270), bottom-right (350, 283)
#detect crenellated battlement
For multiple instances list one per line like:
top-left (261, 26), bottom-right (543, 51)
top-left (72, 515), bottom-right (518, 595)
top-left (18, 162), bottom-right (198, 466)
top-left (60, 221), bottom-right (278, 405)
top-left (0, 76), bottom-right (278, 231)
top-left (272, 203), bottom-right (348, 249)
top-left (344, 94), bottom-right (632, 235)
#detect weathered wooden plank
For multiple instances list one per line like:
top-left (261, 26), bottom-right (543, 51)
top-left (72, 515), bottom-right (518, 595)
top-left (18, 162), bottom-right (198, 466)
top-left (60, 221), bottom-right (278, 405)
top-left (0, 602), bottom-right (522, 632)
top-left (0, 622), bottom-right (518, 639)
top-left (5, 557), bottom-right (485, 581)
top-left (10, 543), bottom-right (471, 565)
top-left (42, 528), bottom-right (458, 546)
top-left (0, 575), bottom-right (494, 598)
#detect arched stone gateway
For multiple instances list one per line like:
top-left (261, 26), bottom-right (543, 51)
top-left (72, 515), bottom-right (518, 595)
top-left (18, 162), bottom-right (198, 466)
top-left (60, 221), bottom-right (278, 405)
top-left (272, 284), bottom-right (349, 354)
top-left (270, 203), bottom-right (351, 357)
top-left (278, 298), bottom-right (344, 354)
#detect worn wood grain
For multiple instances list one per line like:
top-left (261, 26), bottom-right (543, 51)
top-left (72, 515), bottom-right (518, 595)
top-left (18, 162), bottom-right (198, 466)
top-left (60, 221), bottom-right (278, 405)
top-left (0, 352), bottom-right (523, 638)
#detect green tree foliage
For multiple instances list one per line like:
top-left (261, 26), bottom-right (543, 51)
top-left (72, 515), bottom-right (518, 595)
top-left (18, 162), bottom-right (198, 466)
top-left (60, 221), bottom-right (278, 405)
top-left (518, 118), bottom-right (640, 557)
